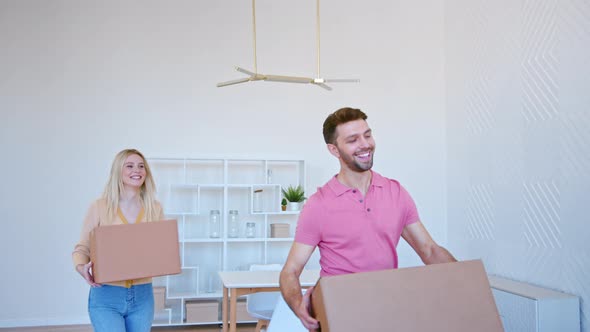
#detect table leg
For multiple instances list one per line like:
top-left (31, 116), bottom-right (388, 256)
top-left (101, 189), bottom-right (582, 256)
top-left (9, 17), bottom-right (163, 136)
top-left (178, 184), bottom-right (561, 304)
top-left (222, 286), bottom-right (228, 332)
top-left (230, 288), bottom-right (238, 332)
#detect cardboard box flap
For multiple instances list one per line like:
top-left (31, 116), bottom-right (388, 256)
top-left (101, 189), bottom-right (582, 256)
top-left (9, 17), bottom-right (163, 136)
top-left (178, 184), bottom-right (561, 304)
top-left (90, 219), bottom-right (181, 283)
top-left (311, 259), bottom-right (503, 332)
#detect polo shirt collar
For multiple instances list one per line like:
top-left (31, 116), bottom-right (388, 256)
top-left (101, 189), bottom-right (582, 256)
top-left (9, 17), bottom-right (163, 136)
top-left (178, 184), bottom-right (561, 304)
top-left (328, 170), bottom-right (386, 196)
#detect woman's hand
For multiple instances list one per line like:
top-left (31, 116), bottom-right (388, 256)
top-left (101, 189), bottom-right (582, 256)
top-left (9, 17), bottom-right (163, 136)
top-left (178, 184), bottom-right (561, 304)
top-left (76, 262), bottom-right (101, 287)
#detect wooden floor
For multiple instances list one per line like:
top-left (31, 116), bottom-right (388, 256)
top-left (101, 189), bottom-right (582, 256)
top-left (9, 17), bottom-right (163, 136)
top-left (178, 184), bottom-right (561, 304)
top-left (0, 323), bottom-right (257, 332)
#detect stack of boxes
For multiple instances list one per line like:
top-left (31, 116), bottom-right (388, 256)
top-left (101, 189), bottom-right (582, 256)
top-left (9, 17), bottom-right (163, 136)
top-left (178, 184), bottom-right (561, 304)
top-left (270, 223), bottom-right (290, 238)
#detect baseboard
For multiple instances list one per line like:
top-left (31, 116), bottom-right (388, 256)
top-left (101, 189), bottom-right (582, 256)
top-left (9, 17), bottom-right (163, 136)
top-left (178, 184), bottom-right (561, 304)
top-left (0, 316), bottom-right (90, 328)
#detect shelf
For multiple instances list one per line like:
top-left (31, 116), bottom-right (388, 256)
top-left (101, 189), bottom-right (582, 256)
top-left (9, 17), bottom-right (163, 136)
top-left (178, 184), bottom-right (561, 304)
top-left (225, 184), bottom-right (252, 188)
top-left (166, 291), bottom-right (223, 300)
top-left (252, 211), bottom-right (300, 215)
top-left (165, 212), bottom-right (199, 216)
top-left (267, 237), bottom-right (295, 242)
top-left (198, 184), bottom-right (225, 189)
top-left (153, 308), bottom-right (174, 325)
top-left (165, 212), bottom-right (200, 216)
top-left (170, 184), bottom-right (200, 189)
top-left (181, 292), bottom-right (224, 300)
top-left (226, 238), bottom-right (266, 243)
top-left (181, 238), bottom-right (224, 243)
top-left (148, 157), bottom-right (305, 327)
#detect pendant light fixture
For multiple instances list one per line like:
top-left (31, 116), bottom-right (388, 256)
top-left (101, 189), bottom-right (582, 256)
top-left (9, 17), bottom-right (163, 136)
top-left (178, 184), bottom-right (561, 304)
top-left (217, 0), bottom-right (359, 91)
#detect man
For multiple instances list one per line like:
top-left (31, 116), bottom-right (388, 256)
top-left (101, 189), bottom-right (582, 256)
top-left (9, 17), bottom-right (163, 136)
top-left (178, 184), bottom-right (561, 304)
top-left (279, 107), bottom-right (456, 330)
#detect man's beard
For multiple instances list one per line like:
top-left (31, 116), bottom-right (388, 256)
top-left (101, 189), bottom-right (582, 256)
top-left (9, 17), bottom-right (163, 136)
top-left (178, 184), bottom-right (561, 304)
top-left (338, 147), bottom-right (374, 172)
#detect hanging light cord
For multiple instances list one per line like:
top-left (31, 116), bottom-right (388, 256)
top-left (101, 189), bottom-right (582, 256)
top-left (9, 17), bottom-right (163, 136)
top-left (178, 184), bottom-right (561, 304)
top-left (252, 0), bottom-right (258, 74)
top-left (316, 0), bottom-right (321, 78)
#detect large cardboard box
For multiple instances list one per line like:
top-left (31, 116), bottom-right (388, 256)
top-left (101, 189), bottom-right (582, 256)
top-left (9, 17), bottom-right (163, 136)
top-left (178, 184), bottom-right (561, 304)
top-left (311, 260), bottom-right (503, 332)
top-left (90, 219), bottom-right (181, 283)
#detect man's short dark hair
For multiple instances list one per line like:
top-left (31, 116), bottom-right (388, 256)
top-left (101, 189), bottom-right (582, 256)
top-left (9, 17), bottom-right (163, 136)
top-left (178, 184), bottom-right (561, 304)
top-left (322, 107), bottom-right (368, 144)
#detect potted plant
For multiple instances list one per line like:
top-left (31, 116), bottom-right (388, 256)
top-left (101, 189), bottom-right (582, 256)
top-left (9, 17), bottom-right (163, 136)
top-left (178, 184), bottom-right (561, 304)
top-left (281, 185), bottom-right (305, 211)
top-left (281, 198), bottom-right (288, 211)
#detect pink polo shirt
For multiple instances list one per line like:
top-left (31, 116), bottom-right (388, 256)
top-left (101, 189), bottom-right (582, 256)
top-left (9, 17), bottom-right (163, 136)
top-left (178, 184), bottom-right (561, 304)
top-left (295, 171), bottom-right (419, 277)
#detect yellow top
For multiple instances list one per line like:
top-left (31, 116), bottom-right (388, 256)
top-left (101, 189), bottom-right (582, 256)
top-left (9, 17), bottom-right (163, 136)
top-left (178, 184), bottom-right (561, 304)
top-left (72, 198), bottom-right (164, 287)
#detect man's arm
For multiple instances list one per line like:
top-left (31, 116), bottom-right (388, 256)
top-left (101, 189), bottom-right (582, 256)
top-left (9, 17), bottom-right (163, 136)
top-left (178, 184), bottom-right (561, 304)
top-left (279, 242), bottom-right (319, 330)
top-left (401, 221), bottom-right (457, 264)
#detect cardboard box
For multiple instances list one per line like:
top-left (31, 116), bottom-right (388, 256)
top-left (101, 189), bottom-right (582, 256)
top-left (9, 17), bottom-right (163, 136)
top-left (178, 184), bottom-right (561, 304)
top-left (90, 219), bottom-right (181, 283)
top-left (270, 223), bottom-right (290, 238)
top-left (311, 260), bottom-right (503, 332)
top-left (186, 300), bottom-right (219, 323)
top-left (153, 286), bottom-right (166, 311)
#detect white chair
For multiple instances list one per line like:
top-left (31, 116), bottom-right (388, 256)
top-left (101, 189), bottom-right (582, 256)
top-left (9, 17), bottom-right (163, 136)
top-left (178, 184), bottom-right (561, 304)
top-left (247, 264), bottom-right (283, 332)
top-left (266, 290), bottom-right (308, 332)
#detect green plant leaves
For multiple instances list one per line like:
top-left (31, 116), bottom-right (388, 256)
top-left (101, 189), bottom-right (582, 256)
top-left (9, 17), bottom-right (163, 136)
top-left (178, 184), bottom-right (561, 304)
top-left (281, 185), bottom-right (305, 202)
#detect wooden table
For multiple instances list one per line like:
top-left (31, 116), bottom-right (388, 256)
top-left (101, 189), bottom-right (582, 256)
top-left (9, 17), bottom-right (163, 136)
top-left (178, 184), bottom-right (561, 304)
top-left (218, 269), bottom-right (320, 332)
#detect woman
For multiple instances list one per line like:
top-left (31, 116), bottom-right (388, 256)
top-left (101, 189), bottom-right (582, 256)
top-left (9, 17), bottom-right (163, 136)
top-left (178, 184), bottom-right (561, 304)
top-left (72, 149), bottom-right (164, 332)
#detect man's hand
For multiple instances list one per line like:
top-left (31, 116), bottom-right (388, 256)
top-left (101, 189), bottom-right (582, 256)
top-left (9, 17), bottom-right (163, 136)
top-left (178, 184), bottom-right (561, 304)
top-left (296, 286), bottom-right (319, 330)
top-left (279, 242), bottom-right (318, 330)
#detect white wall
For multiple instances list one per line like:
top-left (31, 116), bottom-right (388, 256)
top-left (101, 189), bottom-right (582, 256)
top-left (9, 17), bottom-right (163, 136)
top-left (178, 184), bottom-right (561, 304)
top-left (446, 0), bottom-right (590, 330)
top-left (0, 0), bottom-right (446, 326)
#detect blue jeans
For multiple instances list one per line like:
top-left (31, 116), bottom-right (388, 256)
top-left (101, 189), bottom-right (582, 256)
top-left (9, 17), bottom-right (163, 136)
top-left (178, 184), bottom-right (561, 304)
top-left (88, 283), bottom-right (154, 332)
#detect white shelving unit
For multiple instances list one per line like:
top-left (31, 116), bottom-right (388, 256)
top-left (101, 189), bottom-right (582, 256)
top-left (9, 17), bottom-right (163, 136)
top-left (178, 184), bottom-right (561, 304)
top-left (148, 158), bottom-right (306, 326)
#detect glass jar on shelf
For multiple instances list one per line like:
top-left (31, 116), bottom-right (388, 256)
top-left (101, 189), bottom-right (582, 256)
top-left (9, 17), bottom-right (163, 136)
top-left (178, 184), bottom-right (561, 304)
top-left (228, 210), bottom-right (240, 238)
top-left (245, 222), bottom-right (256, 238)
top-left (253, 189), bottom-right (263, 212)
top-left (208, 210), bottom-right (221, 238)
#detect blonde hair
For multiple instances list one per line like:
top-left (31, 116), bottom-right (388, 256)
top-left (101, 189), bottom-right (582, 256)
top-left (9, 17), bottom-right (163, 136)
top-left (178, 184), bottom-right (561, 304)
top-left (102, 149), bottom-right (159, 221)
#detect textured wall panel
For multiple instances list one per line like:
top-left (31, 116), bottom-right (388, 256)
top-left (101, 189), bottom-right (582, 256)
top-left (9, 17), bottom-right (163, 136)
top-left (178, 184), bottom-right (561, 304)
top-left (563, 250), bottom-right (590, 330)
top-left (561, 108), bottom-right (590, 179)
top-left (521, 181), bottom-right (561, 249)
top-left (521, 0), bottom-right (559, 123)
top-left (446, 0), bottom-right (589, 330)
top-left (467, 184), bottom-right (496, 240)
